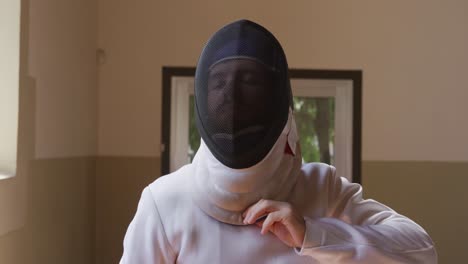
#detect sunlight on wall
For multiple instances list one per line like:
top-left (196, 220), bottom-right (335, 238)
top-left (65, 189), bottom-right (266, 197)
top-left (0, 0), bottom-right (21, 179)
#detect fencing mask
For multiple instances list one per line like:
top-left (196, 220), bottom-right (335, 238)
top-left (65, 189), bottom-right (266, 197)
top-left (194, 19), bottom-right (293, 169)
top-left (191, 19), bottom-right (301, 225)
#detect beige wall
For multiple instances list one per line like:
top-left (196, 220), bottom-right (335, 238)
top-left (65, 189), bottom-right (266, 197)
top-left (98, 0), bottom-right (468, 161)
top-left (1, 0), bottom-right (467, 263)
top-left (30, 0), bottom-right (98, 158)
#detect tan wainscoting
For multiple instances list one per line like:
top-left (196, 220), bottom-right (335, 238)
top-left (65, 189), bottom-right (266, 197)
top-left (0, 157), bottom-right (95, 264)
top-left (95, 156), bottom-right (160, 264)
top-left (363, 161), bottom-right (468, 264)
top-left (0, 156), bottom-right (161, 264)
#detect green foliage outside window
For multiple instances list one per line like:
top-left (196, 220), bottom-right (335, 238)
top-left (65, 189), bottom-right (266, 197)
top-left (293, 97), bottom-right (335, 165)
top-left (188, 96), bottom-right (201, 161)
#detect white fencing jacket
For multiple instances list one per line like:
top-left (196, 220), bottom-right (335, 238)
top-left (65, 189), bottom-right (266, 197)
top-left (120, 114), bottom-right (437, 263)
top-left (120, 162), bottom-right (437, 264)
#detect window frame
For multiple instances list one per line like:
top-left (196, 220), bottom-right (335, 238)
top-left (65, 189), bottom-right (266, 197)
top-left (0, 0), bottom-right (22, 180)
top-left (161, 67), bottom-right (362, 183)
top-left (0, 0), bottom-right (30, 237)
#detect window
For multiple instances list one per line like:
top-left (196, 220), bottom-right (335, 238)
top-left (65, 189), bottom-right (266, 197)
top-left (162, 68), bottom-right (362, 183)
top-left (0, 0), bottom-right (21, 179)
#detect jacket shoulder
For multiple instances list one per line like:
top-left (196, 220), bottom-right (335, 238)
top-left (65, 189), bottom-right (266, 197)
top-left (147, 164), bottom-right (193, 206)
top-left (301, 162), bottom-right (336, 185)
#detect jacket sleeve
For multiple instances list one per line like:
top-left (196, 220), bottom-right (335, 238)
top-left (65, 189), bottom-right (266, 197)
top-left (120, 187), bottom-right (177, 264)
top-left (296, 166), bottom-right (437, 264)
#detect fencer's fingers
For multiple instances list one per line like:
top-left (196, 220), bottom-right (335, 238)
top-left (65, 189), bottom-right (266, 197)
top-left (242, 204), bottom-right (256, 223)
top-left (255, 214), bottom-right (268, 223)
top-left (245, 208), bottom-right (270, 225)
top-left (261, 211), bottom-right (281, 235)
top-left (254, 220), bottom-right (263, 228)
top-left (244, 199), bottom-right (280, 224)
top-left (241, 205), bottom-right (251, 218)
top-left (242, 202), bottom-right (261, 219)
top-left (242, 199), bottom-right (266, 224)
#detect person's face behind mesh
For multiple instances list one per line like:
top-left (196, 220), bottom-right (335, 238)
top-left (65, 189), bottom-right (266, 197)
top-left (206, 58), bottom-right (274, 136)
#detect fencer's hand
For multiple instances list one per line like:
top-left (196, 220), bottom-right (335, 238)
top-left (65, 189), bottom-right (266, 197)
top-left (242, 199), bottom-right (305, 248)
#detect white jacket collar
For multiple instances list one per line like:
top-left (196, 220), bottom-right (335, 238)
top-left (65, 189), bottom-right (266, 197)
top-left (190, 109), bottom-right (302, 225)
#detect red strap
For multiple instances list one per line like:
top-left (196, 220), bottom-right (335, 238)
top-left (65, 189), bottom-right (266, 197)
top-left (284, 142), bottom-right (295, 156)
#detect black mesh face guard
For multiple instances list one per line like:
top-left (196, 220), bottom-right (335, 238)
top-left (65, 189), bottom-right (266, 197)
top-left (194, 19), bottom-right (292, 169)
